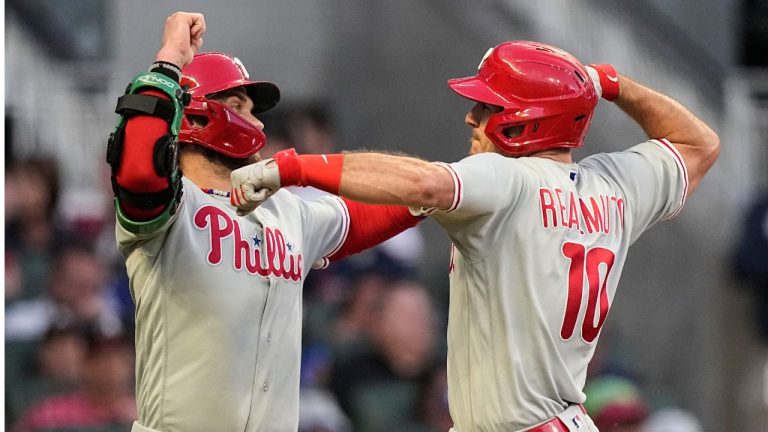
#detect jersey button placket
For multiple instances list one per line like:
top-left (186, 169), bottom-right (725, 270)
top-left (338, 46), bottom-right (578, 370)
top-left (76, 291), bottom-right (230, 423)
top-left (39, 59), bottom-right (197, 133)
top-left (260, 280), bottom-right (275, 394)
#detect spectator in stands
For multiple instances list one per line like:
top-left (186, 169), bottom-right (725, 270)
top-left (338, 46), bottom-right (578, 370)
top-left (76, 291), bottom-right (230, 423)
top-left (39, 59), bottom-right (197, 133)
top-left (35, 326), bottom-right (88, 386)
top-left (329, 279), bottom-right (439, 431)
top-left (6, 325), bottom-right (89, 424)
top-left (11, 336), bottom-right (137, 432)
top-left (732, 190), bottom-right (768, 431)
top-left (331, 270), bottom-right (389, 347)
top-left (6, 251), bottom-right (24, 302)
top-left (5, 156), bottom-right (67, 301)
top-left (5, 243), bottom-right (122, 342)
top-left (414, 365), bottom-right (452, 432)
top-left (641, 408), bottom-right (703, 432)
top-left (732, 189), bottom-right (768, 342)
top-left (583, 375), bottom-right (649, 431)
top-left (298, 386), bottom-right (352, 432)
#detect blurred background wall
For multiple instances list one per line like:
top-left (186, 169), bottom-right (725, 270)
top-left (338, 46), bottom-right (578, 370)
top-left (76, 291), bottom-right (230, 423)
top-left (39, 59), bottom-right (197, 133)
top-left (5, 0), bottom-right (768, 431)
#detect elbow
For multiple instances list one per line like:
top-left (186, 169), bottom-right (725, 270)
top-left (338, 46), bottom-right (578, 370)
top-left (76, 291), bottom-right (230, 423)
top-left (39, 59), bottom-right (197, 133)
top-left (411, 167), bottom-right (453, 209)
top-left (415, 185), bottom-right (443, 209)
top-left (702, 127), bottom-right (721, 164)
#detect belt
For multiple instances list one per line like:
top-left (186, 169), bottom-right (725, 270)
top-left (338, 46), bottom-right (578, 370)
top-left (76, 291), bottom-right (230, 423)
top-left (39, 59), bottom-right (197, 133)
top-left (526, 418), bottom-right (570, 432)
top-left (526, 405), bottom-right (588, 432)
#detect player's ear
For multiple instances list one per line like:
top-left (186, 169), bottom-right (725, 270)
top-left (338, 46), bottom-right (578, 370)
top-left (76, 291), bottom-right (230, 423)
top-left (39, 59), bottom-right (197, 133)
top-left (503, 125), bottom-right (524, 139)
top-left (187, 114), bottom-right (208, 128)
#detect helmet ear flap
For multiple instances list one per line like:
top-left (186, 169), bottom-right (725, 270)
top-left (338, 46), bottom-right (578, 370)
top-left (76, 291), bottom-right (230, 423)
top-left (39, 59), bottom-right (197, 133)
top-left (484, 111), bottom-right (528, 155)
top-left (178, 98), bottom-right (266, 158)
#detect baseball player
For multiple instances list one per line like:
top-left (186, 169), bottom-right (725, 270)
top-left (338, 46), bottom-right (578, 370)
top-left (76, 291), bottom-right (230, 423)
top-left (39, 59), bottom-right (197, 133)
top-left (231, 41), bottom-right (720, 431)
top-left (108, 12), bottom-right (421, 432)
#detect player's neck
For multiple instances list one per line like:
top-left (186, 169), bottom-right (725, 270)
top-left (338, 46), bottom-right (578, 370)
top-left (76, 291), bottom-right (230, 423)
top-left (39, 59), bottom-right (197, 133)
top-left (528, 148), bottom-right (573, 164)
top-left (179, 152), bottom-right (232, 191)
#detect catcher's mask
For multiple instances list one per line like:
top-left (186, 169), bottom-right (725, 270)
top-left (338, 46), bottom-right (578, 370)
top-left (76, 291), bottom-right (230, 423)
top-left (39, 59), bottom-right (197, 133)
top-left (179, 52), bottom-right (280, 158)
top-left (448, 41), bottom-right (598, 156)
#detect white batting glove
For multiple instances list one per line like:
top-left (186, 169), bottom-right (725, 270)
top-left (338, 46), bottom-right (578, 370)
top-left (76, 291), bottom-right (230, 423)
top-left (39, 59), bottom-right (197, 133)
top-left (584, 63), bottom-right (620, 101)
top-left (230, 158), bottom-right (282, 216)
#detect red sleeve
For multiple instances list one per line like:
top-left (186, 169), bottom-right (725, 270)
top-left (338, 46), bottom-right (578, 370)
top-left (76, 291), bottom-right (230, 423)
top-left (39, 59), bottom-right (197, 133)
top-left (114, 89), bottom-right (172, 220)
top-left (328, 198), bottom-right (424, 261)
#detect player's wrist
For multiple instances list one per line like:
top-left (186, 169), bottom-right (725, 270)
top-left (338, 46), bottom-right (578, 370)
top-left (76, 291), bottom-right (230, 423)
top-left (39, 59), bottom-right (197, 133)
top-left (149, 61), bottom-right (182, 83)
top-left (585, 63), bottom-right (620, 101)
top-left (155, 47), bottom-right (186, 71)
top-left (273, 148), bottom-right (302, 187)
top-left (273, 149), bottom-right (344, 194)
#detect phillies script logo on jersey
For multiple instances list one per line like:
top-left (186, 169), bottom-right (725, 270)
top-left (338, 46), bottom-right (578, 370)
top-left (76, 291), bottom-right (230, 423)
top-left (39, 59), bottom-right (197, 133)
top-left (194, 205), bottom-right (302, 281)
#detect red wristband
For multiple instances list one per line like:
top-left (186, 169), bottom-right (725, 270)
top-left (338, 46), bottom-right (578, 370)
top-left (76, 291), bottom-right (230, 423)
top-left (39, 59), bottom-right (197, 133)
top-left (588, 63), bottom-right (620, 101)
top-left (274, 148), bottom-right (344, 194)
top-left (274, 148), bottom-right (302, 186)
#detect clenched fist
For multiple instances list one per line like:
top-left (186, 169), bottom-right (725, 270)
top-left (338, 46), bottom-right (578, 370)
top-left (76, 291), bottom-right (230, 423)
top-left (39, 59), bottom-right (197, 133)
top-left (230, 158), bottom-right (284, 216)
top-left (155, 11), bottom-right (207, 68)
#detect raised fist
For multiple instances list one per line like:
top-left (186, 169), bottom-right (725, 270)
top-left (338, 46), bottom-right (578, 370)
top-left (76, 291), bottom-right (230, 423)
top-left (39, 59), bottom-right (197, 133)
top-left (155, 11), bottom-right (206, 68)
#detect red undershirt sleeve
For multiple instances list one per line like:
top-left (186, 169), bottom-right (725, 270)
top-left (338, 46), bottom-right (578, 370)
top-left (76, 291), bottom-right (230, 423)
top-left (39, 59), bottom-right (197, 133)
top-left (328, 198), bottom-right (424, 261)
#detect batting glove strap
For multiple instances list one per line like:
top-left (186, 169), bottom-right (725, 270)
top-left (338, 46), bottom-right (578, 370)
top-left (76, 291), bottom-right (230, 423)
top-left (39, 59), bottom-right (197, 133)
top-left (585, 63), bottom-right (620, 101)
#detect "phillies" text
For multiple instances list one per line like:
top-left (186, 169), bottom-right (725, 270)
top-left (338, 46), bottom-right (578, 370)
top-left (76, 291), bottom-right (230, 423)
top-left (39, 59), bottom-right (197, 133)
top-left (194, 205), bottom-right (302, 281)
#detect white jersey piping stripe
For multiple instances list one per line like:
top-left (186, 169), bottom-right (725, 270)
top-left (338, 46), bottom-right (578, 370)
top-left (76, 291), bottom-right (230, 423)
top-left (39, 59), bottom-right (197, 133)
top-left (652, 138), bottom-right (688, 220)
top-left (312, 257), bottom-right (330, 270)
top-left (323, 196), bottom-right (350, 259)
top-left (433, 162), bottom-right (462, 213)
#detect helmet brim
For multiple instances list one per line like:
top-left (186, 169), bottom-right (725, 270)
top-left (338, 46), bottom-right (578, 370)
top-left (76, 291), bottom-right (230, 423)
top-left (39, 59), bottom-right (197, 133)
top-left (447, 76), bottom-right (510, 107)
top-left (243, 81), bottom-right (280, 115)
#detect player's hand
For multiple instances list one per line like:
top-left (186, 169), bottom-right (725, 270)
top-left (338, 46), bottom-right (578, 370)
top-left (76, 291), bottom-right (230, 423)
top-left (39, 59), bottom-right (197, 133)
top-left (585, 63), bottom-right (620, 101)
top-left (230, 158), bottom-right (283, 216)
top-left (155, 11), bottom-right (206, 68)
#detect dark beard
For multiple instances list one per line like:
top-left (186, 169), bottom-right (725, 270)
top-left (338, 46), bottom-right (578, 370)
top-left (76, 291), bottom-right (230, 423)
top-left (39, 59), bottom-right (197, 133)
top-left (180, 143), bottom-right (259, 175)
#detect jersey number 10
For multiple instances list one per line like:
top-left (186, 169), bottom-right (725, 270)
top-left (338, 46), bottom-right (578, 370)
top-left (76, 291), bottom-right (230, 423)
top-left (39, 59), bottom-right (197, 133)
top-left (560, 242), bottom-right (616, 343)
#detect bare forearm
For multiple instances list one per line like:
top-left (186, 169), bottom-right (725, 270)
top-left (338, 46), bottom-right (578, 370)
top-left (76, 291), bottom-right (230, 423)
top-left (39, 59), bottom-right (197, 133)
top-left (613, 75), bottom-right (719, 194)
top-left (614, 76), bottom-right (712, 144)
top-left (339, 153), bottom-right (455, 209)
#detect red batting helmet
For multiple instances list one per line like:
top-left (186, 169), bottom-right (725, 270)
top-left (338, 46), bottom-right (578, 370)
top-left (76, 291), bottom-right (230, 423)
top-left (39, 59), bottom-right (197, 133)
top-left (178, 52), bottom-right (280, 158)
top-left (448, 41), bottom-right (598, 156)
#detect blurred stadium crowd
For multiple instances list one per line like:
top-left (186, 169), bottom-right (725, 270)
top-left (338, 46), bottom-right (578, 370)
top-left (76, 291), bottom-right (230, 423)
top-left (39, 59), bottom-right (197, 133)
top-left (5, 100), bottom-right (722, 432)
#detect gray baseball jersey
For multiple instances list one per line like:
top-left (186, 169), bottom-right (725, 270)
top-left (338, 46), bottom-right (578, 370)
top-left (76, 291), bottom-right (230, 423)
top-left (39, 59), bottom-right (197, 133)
top-left (117, 177), bottom-right (350, 432)
top-left (413, 139), bottom-right (687, 431)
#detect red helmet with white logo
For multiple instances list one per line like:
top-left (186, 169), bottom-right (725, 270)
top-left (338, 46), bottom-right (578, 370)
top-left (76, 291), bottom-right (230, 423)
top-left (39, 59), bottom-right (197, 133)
top-left (178, 52), bottom-right (280, 158)
top-left (448, 41), bottom-right (598, 156)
